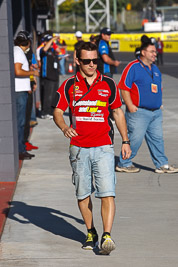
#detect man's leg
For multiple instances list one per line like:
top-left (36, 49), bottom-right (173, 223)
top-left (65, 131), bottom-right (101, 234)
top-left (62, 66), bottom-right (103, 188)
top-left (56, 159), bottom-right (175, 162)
top-left (145, 109), bottom-right (168, 169)
top-left (93, 145), bottom-right (116, 254)
top-left (69, 146), bottom-right (98, 250)
top-left (101, 196), bottom-right (115, 233)
top-left (99, 196), bottom-right (116, 254)
top-left (78, 197), bottom-right (98, 250)
top-left (116, 109), bottom-right (149, 172)
top-left (78, 196), bottom-right (94, 230)
top-left (15, 92), bottom-right (28, 154)
top-left (24, 92), bottom-right (33, 143)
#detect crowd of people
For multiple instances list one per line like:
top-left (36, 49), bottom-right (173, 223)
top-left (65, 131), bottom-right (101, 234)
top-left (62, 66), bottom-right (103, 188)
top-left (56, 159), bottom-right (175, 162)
top-left (13, 28), bottom-right (177, 254)
top-left (14, 30), bottom-right (70, 160)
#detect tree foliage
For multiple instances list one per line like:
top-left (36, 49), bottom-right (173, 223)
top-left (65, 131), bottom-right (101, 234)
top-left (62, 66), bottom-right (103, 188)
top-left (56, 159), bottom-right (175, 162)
top-left (58, 0), bottom-right (178, 14)
top-left (59, 0), bottom-right (84, 14)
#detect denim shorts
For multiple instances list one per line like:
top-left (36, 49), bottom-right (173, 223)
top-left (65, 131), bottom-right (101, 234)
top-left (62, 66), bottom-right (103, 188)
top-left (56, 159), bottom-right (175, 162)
top-left (69, 145), bottom-right (116, 200)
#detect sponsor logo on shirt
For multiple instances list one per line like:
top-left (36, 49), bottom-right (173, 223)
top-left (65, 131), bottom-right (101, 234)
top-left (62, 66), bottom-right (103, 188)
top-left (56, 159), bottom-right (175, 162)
top-left (76, 117), bottom-right (104, 122)
top-left (98, 89), bottom-right (109, 97)
top-left (154, 72), bottom-right (159, 77)
top-left (73, 100), bottom-right (107, 107)
top-left (79, 107), bottom-right (99, 112)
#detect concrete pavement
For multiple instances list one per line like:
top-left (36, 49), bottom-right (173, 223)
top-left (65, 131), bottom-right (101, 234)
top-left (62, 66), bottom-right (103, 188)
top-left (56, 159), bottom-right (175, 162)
top-left (0, 74), bottom-right (178, 267)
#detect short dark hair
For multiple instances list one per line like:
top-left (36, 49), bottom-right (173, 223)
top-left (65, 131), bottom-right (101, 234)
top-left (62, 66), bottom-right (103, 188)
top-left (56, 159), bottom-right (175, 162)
top-left (14, 37), bottom-right (30, 47)
top-left (14, 30), bottom-right (31, 46)
top-left (135, 35), bottom-right (156, 59)
top-left (140, 42), bottom-right (155, 51)
top-left (140, 35), bottom-right (156, 51)
top-left (76, 42), bottom-right (97, 59)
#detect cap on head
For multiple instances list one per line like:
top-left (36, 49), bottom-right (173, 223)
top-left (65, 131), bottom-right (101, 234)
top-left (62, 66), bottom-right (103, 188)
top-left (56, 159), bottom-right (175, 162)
top-left (17, 30), bottom-right (31, 41)
top-left (75, 31), bottom-right (82, 38)
top-left (100, 27), bottom-right (113, 35)
top-left (42, 34), bottom-right (53, 42)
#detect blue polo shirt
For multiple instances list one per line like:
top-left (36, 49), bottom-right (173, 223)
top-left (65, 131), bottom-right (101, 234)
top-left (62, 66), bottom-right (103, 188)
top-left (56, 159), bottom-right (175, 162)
top-left (98, 39), bottom-right (110, 74)
top-left (118, 58), bottom-right (162, 110)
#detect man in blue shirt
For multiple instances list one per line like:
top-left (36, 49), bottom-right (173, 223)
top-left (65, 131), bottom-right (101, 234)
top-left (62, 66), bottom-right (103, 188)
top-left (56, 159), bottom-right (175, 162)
top-left (98, 27), bottom-right (120, 77)
top-left (116, 35), bottom-right (178, 174)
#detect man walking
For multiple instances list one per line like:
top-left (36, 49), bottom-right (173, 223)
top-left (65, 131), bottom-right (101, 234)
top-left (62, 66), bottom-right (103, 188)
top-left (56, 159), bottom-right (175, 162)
top-left (115, 35), bottom-right (178, 174)
top-left (53, 42), bottom-right (131, 254)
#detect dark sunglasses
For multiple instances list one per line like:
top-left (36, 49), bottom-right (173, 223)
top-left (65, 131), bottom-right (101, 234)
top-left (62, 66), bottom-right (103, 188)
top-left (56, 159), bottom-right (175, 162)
top-left (79, 58), bottom-right (98, 65)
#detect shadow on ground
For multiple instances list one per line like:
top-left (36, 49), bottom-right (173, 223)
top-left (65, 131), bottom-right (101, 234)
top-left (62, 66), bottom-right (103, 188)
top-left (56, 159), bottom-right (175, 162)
top-left (3, 201), bottom-right (85, 244)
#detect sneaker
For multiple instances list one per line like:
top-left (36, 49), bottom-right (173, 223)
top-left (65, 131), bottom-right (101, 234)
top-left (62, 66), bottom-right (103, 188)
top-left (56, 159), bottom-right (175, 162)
top-left (100, 234), bottom-right (116, 255)
top-left (155, 165), bottom-right (178, 174)
top-left (46, 114), bottom-right (53, 119)
top-left (115, 165), bottom-right (140, 173)
top-left (19, 152), bottom-right (32, 160)
top-left (41, 115), bottom-right (47, 119)
top-left (82, 231), bottom-right (99, 250)
top-left (25, 151), bottom-right (35, 158)
top-left (25, 142), bottom-right (39, 151)
top-left (30, 121), bottom-right (38, 127)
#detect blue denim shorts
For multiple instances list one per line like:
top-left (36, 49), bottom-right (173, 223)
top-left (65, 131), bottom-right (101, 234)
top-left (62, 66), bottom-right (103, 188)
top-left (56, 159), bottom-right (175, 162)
top-left (69, 145), bottom-right (116, 200)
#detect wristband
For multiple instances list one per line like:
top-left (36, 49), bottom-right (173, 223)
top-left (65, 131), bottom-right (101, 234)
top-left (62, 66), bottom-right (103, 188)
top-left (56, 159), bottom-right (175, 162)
top-left (122, 140), bottom-right (130, 145)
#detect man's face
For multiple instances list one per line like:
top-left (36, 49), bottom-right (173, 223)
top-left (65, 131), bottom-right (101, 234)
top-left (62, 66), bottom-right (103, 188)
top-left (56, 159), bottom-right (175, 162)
top-left (24, 41), bottom-right (31, 52)
top-left (102, 33), bottom-right (111, 42)
top-left (142, 44), bottom-right (157, 64)
top-left (77, 50), bottom-right (98, 77)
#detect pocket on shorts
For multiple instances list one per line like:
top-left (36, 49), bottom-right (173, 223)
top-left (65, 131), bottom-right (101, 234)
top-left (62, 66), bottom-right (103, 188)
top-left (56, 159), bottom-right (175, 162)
top-left (101, 144), bottom-right (114, 154)
top-left (69, 146), bottom-right (81, 185)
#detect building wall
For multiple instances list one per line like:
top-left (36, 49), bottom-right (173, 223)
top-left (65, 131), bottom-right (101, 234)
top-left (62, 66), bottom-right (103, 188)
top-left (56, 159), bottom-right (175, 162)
top-left (0, 0), bottom-right (19, 181)
top-left (0, 0), bottom-right (49, 181)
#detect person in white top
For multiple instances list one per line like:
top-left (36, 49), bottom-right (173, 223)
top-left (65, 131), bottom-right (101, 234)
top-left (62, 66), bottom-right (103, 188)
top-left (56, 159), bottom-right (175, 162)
top-left (14, 31), bottom-right (39, 160)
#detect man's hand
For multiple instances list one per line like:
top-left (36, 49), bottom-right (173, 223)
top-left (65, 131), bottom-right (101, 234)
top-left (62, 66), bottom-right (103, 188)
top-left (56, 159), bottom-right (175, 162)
top-left (62, 126), bottom-right (78, 138)
top-left (121, 144), bottom-right (132, 160)
top-left (33, 69), bottom-right (40, 77)
top-left (114, 60), bottom-right (121, 67)
top-left (53, 108), bottom-right (78, 139)
top-left (128, 104), bottom-right (138, 113)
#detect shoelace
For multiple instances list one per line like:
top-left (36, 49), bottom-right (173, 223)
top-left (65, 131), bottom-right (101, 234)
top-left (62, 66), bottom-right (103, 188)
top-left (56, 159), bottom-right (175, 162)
top-left (86, 232), bottom-right (93, 242)
top-left (103, 234), bottom-right (111, 240)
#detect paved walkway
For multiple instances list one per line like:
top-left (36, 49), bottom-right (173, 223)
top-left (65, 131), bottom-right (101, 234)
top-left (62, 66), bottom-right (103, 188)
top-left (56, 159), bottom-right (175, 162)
top-left (0, 74), bottom-right (178, 267)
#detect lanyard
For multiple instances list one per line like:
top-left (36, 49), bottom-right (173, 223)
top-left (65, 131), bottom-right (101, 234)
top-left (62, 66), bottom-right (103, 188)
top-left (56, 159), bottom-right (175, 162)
top-left (138, 58), bottom-right (154, 80)
top-left (73, 74), bottom-right (101, 112)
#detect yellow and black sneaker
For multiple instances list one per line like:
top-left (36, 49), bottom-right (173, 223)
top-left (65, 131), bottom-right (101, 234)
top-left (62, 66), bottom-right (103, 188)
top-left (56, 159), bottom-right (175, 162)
top-left (99, 233), bottom-right (116, 255)
top-left (82, 229), bottom-right (99, 250)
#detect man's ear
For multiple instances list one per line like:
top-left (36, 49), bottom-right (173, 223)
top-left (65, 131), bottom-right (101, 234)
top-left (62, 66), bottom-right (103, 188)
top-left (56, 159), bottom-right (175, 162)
top-left (75, 57), bottom-right (80, 66)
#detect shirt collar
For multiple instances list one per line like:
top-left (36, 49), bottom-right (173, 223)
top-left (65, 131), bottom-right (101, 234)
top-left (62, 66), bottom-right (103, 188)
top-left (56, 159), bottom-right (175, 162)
top-left (138, 57), bottom-right (153, 69)
top-left (76, 69), bottom-right (101, 83)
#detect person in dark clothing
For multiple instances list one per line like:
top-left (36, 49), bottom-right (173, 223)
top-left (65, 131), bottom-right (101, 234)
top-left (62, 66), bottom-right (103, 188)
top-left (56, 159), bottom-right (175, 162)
top-left (40, 34), bottom-right (60, 119)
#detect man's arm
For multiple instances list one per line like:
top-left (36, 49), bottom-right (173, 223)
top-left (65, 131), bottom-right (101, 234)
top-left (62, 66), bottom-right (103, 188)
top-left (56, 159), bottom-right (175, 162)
top-left (14, 63), bottom-right (39, 77)
top-left (101, 54), bottom-right (120, 67)
top-left (43, 36), bottom-right (59, 52)
top-left (53, 108), bottom-right (78, 138)
top-left (121, 90), bottom-right (138, 113)
top-left (73, 49), bottom-right (77, 67)
top-left (112, 107), bottom-right (131, 160)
